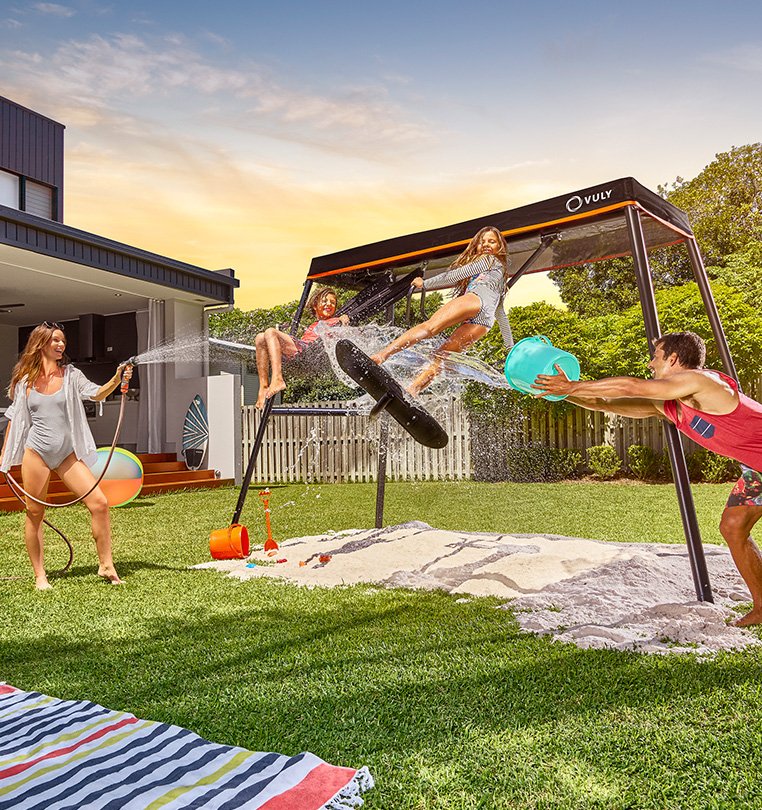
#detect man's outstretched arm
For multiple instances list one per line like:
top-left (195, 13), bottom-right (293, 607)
top-left (533, 366), bottom-right (704, 402)
top-left (567, 395), bottom-right (664, 419)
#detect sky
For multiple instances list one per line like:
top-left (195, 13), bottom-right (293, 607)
top-left (1, 0), bottom-right (761, 311)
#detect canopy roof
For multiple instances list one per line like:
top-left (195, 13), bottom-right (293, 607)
top-left (307, 177), bottom-right (693, 289)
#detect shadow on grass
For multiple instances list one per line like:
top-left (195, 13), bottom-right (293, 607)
top-left (4, 582), bottom-right (762, 808)
top-left (52, 559), bottom-right (190, 580)
top-left (4, 588), bottom-right (762, 744)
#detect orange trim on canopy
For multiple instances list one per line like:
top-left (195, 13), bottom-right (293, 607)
top-left (308, 200), bottom-right (690, 280)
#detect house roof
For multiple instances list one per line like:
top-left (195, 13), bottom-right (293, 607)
top-left (306, 177), bottom-right (692, 288)
top-left (0, 204), bottom-right (237, 324)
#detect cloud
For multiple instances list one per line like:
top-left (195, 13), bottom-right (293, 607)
top-left (1, 18), bottom-right (22, 28)
top-left (33, 2), bottom-right (75, 17)
top-left (0, 31), bottom-right (432, 157)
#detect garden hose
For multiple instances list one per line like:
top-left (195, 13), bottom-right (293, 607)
top-left (1, 364), bottom-right (133, 580)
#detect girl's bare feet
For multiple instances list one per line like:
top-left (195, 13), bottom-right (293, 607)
top-left (98, 565), bottom-right (125, 585)
top-left (266, 378), bottom-right (286, 398)
top-left (36, 576), bottom-right (52, 591)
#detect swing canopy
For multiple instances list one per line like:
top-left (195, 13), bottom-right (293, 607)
top-left (305, 177), bottom-right (692, 290)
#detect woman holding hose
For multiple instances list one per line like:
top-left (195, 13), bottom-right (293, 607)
top-left (0, 322), bottom-right (131, 589)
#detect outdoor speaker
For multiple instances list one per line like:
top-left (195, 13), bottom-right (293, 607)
top-left (78, 313), bottom-right (105, 360)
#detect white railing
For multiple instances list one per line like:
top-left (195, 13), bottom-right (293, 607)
top-left (241, 398), bottom-right (471, 483)
top-left (242, 376), bottom-right (762, 482)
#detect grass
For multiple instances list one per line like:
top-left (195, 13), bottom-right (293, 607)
top-left (2, 480), bottom-right (762, 809)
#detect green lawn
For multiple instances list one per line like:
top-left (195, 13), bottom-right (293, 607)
top-left (2, 481), bottom-right (762, 809)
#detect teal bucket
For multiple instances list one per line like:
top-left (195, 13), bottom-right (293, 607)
top-left (504, 335), bottom-right (580, 401)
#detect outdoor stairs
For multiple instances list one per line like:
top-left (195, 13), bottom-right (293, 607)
top-left (0, 453), bottom-right (233, 512)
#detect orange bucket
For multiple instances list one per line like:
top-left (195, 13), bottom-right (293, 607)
top-left (209, 524), bottom-right (250, 559)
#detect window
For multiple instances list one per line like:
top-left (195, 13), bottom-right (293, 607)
top-left (24, 180), bottom-right (54, 219)
top-left (0, 170), bottom-right (19, 209)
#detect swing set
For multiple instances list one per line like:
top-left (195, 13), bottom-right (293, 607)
top-left (226, 177), bottom-right (737, 604)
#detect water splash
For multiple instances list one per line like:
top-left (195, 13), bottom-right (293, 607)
top-left (131, 333), bottom-right (211, 365)
top-left (308, 322), bottom-right (513, 432)
top-left (133, 322), bottom-right (511, 402)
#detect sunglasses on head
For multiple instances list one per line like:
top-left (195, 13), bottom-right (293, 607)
top-left (42, 321), bottom-right (64, 330)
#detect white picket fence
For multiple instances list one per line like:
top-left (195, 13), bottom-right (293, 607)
top-left (241, 398), bottom-right (471, 483)
top-left (241, 376), bottom-right (762, 482)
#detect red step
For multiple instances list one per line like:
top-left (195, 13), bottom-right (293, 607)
top-left (0, 453), bottom-right (233, 511)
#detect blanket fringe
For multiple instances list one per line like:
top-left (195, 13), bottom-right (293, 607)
top-left (323, 766), bottom-right (374, 809)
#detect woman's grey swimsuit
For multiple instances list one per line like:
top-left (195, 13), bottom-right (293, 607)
top-left (26, 387), bottom-right (74, 469)
top-left (422, 255), bottom-right (514, 348)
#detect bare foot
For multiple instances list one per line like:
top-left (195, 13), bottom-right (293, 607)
top-left (98, 566), bottom-right (125, 585)
top-left (36, 578), bottom-right (52, 591)
top-left (266, 379), bottom-right (286, 399)
top-left (732, 609), bottom-right (762, 627)
top-left (369, 353), bottom-right (383, 365)
top-left (255, 389), bottom-right (268, 410)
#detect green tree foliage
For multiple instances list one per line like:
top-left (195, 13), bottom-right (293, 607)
top-left (612, 282), bottom-right (762, 384)
top-left (548, 258), bottom-right (643, 318)
top-left (549, 144), bottom-right (762, 317)
top-left (706, 242), bottom-right (762, 310)
top-left (469, 281), bottom-right (762, 413)
top-left (664, 143), bottom-right (762, 265)
top-left (208, 301), bottom-right (300, 345)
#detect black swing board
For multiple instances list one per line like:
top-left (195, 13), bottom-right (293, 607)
top-left (335, 339), bottom-right (448, 449)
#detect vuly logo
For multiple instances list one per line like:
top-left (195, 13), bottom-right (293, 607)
top-left (565, 188), bottom-right (613, 213)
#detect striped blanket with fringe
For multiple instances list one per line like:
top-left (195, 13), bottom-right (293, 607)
top-left (0, 685), bottom-right (373, 809)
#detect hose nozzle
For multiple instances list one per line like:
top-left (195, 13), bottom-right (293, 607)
top-left (120, 357), bottom-right (137, 394)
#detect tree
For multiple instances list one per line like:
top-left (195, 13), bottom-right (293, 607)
top-left (550, 144), bottom-right (762, 317)
top-left (548, 258), bottom-right (641, 318)
top-left (663, 143), bottom-right (762, 265)
top-left (464, 279), bottom-right (762, 423)
top-left (706, 242), bottom-right (762, 311)
top-left (208, 301), bottom-right (300, 346)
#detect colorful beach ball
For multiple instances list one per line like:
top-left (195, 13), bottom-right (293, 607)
top-left (91, 448), bottom-right (144, 507)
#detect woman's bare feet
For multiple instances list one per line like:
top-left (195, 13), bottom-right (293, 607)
top-left (35, 576), bottom-right (52, 591)
top-left (98, 565), bottom-right (125, 585)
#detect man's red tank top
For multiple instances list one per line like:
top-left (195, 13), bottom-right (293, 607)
top-left (662, 370), bottom-right (762, 471)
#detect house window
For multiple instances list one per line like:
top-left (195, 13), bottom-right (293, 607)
top-left (0, 169), bottom-right (20, 209)
top-left (24, 179), bottom-right (54, 219)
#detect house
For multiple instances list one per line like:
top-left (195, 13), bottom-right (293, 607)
top-left (0, 95), bottom-right (241, 488)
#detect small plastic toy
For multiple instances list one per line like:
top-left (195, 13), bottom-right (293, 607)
top-left (259, 488), bottom-right (279, 556)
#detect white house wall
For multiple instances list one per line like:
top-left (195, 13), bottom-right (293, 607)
top-left (171, 373), bottom-right (241, 483)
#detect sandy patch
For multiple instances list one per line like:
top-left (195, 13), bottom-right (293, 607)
top-left (196, 521), bottom-right (761, 655)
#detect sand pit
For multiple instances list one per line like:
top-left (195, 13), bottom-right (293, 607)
top-left (197, 521), bottom-right (761, 655)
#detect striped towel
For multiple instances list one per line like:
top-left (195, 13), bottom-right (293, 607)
top-left (0, 685), bottom-right (373, 809)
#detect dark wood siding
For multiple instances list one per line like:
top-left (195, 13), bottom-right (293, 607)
top-left (0, 96), bottom-right (64, 221)
top-left (0, 206), bottom-right (237, 304)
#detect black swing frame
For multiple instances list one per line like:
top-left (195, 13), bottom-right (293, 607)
top-left (235, 177), bottom-right (737, 602)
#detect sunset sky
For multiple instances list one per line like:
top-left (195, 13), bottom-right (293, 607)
top-left (2, 0), bottom-right (761, 310)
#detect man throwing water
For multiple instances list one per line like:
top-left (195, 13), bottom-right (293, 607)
top-left (534, 331), bottom-right (762, 626)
